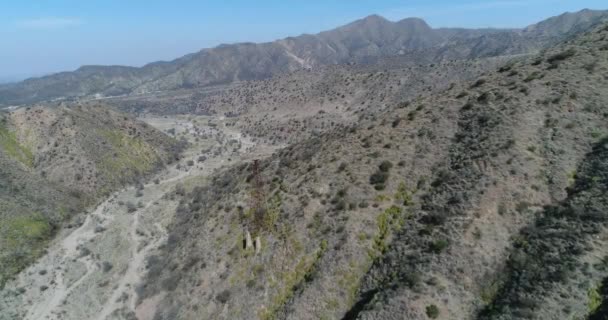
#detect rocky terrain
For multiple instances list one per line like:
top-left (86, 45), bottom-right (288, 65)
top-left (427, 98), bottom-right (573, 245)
top-left (0, 9), bottom-right (606, 107)
top-left (0, 105), bottom-right (183, 288)
top-left (104, 55), bottom-right (510, 146)
top-left (127, 21), bottom-right (608, 320)
top-left (0, 112), bottom-right (279, 320)
top-left (1, 8), bottom-right (608, 320)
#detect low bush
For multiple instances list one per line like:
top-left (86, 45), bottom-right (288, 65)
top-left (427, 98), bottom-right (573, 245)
top-left (547, 48), bottom-right (576, 64)
top-left (392, 118), bottom-right (402, 128)
top-left (426, 305), bottom-right (440, 319)
top-left (471, 78), bottom-right (487, 88)
top-left (429, 239), bottom-right (449, 253)
top-left (216, 289), bottom-right (231, 303)
top-left (379, 161), bottom-right (393, 173)
top-left (370, 171), bottom-right (389, 186)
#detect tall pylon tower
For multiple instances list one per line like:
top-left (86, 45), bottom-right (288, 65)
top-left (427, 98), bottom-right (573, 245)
top-left (246, 159), bottom-right (266, 253)
top-left (250, 159), bottom-right (267, 233)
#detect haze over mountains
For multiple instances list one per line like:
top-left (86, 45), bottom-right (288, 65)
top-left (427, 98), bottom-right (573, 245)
top-left (0, 9), bottom-right (607, 107)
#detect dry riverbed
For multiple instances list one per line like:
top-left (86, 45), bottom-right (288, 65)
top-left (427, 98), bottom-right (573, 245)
top-left (0, 115), bottom-right (278, 320)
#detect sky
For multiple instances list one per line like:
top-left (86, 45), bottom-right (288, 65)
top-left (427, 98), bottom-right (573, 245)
top-left (0, 0), bottom-right (606, 80)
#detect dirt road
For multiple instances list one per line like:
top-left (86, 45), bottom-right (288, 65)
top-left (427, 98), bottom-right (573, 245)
top-left (0, 115), bottom-right (277, 320)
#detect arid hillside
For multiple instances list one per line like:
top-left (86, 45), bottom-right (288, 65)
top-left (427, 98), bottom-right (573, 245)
top-left (137, 22), bottom-right (608, 320)
top-left (0, 104), bottom-right (183, 287)
top-left (106, 56), bottom-right (510, 146)
top-left (1, 8), bottom-right (608, 320)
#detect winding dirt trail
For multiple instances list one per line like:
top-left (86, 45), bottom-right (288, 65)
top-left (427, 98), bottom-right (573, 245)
top-left (94, 179), bottom-right (184, 320)
top-left (15, 167), bottom-right (188, 320)
top-left (23, 193), bottom-right (118, 320)
top-left (0, 116), bottom-right (275, 320)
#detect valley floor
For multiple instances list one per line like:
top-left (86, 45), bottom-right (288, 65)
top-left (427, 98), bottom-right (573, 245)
top-left (0, 115), bottom-right (279, 320)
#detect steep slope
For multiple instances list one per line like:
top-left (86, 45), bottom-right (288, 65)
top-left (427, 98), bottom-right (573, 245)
top-left (8, 104), bottom-right (183, 195)
top-left (134, 22), bottom-right (608, 320)
top-left (341, 22), bottom-right (608, 320)
top-left (1, 9), bottom-right (606, 106)
top-left (0, 104), bottom-right (183, 287)
top-left (478, 137), bottom-right (608, 319)
top-left (0, 117), bottom-right (83, 288)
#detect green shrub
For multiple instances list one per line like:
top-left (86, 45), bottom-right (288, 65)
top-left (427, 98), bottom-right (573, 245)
top-left (429, 239), bottom-right (449, 253)
top-left (395, 182), bottom-right (413, 206)
top-left (477, 92), bottom-right (490, 103)
top-left (370, 172), bottom-right (389, 185)
top-left (547, 48), bottom-right (576, 64)
top-left (216, 290), bottom-right (231, 303)
top-left (334, 200), bottom-right (346, 211)
top-left (374, 184), bottom-right (386, 191)
top-left (407, 111), bottom-right (417, 121)
top-left (588, 286), bottom-right (602, 313)
top-left (462, 102), bottom-right (474, 111)
top-left (471, 78), bottom-right (486, 88)
top-left (524, 71), bottom-right (544, 82)
top-left (370, 165), bottom-right (390, 191)
top-left (498, 64), bottom-right (512, 72)
top-left (421, 212), bottom-right (447, 226)
top-left (379, 161), bottom-right (393, 173)
top-left (426, 304), bottom-right (440, 319)
top-left (392, 118), bottom-right (402, 128)
top-left (456, 91), bottom-right (469, 98)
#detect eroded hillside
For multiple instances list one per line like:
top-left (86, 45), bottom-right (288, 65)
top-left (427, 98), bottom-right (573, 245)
top-left (137, 22), bottom-right (608, 320)
top-left (0, 104), bottom-right (183, 288)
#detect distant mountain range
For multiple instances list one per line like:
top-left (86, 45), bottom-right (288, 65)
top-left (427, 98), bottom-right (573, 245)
top-left (0, 9), bottom-right (606, 106)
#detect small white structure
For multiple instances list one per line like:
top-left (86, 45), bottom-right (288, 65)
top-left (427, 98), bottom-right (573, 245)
top-left (244, 230), bottom-right (253, 250)
top-left (254, 236), bottom-right (262, 254)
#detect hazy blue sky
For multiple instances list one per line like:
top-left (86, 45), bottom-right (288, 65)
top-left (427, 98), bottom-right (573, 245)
top-left (0, 0), bottom-right (606, 79)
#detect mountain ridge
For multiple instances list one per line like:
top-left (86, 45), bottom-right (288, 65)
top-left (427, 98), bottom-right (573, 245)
top-left (1, 9), bottom-right (607, 107)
